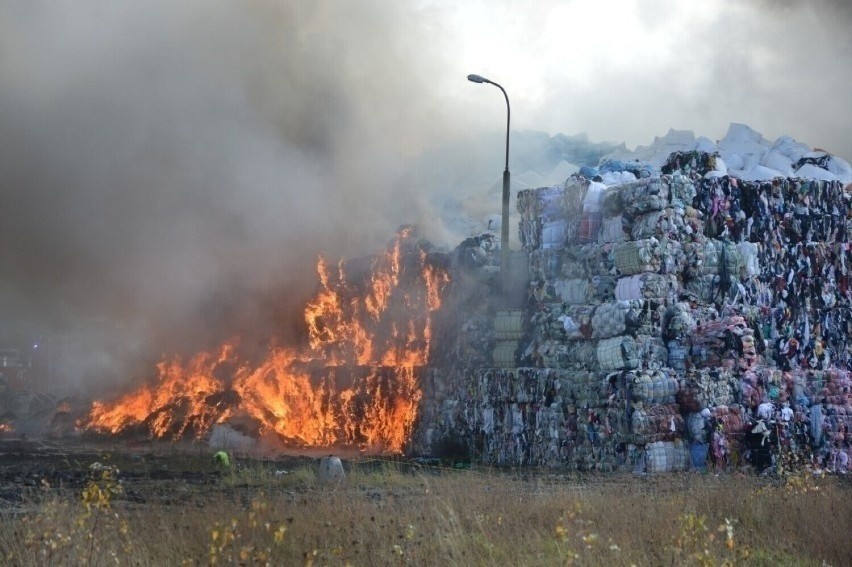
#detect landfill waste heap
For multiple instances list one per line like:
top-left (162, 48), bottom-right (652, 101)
top-left (12, 125), bottom-right (851, 476)
top-left (414, 134), bottom-right (852, 474)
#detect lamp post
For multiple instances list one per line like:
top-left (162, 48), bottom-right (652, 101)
top-left (467, 73), bottom-right (511, 298)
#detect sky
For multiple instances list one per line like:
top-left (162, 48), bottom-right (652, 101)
top-left (1, 0), bottom-right (850, 389)
top-left (443, 0), bottom-right (852, 157)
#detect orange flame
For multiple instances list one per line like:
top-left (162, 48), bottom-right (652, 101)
top-left (86, 345), bottom-right (237, 439)
top-left (80, 229), bottom-right (448, 453)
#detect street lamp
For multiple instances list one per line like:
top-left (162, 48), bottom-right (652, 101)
top-left (467, 73), bottom-right (511, 298)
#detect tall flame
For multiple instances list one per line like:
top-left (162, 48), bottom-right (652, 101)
top-left (80, 229), bottom-right (448, 453)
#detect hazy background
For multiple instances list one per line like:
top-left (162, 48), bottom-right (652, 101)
top-left (1, 0), bottom-right (850, 394)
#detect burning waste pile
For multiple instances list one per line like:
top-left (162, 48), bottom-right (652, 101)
top-left (13, 123), bottom-right (852, 475)
top-left (72, 226), bottom-right (450, 454)
top-left (414, 124), bottom-right (852, 474)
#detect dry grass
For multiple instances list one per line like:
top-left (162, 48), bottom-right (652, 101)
top-left (1, 455), bottom-right (850, 566)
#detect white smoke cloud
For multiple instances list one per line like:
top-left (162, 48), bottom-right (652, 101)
top-left (442, 0), bottom-right (852, 158)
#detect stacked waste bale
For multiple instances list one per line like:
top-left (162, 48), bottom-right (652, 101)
top-left (448, 367), bottom-right (634, 470)
top-left (519, 180), bottom-right (640, 469)
top-left (689, 175), bottom-right (852, 468)
top-left (415, 158), bottom-right (852, 474)
top-left (427, 174), bottom-right (744, 470)
top-left (594, 175), bottom-right (697, 470)
top-left (492, 310), bottom-right (524, 368)
top-left (411, 232), bottom-right (502, 456)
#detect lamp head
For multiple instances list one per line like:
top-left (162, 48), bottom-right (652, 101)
top-left (467, 74), bottom-right (489, 84)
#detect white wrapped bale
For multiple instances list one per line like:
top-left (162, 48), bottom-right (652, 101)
top-left (615, 273), bottom-right (680, 301)
top-left (598, 215), bottom-right (631, 244)
top-left (591, 300), bottom-right (653, 339)
top-left (737, 241), bottom-right (760, 277)
top-left (629, 370), bottom-right (680, 404)
top-left (684, 238), bottom-right (742, 278)
top-left (542, 220), bottom-right (568, 250)
top-left (667, 340), bottom-right (688, 372)
top-left (494, 310), bottom-right (524, 340)
top-left (645, 440), bottom-right (689, 473)
top-left (596, 336), bottom-right (640, 371)
top-left (553, 279), bottom-right (591, 304)
top-left (517, 183), bottom-right (586, 251)
top-left (612, 237), bottom-right (685, 277)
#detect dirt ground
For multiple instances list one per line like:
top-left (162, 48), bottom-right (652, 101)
top-left (0, 435), bottom-right (716, 511)
top-left (0, 437), bottom-right (320, 511)
top-left (0, 435), bottom-right (837, 512)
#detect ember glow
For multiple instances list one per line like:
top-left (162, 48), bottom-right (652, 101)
top-left (80, 230), bottom-right (449, 453)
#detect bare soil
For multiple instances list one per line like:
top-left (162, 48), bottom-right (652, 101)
top-left (0, 438), bottom-right (309, 510)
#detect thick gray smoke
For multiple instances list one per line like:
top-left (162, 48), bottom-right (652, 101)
top-left (1, 1), bottom-right (850, 396)
top-left (0, 1), bottom-right (459, 393)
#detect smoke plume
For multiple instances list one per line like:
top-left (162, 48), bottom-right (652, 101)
top-left (0, 1), bottom-right (457, 392)
top-left (1, 1), bottom-right (850, 395)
